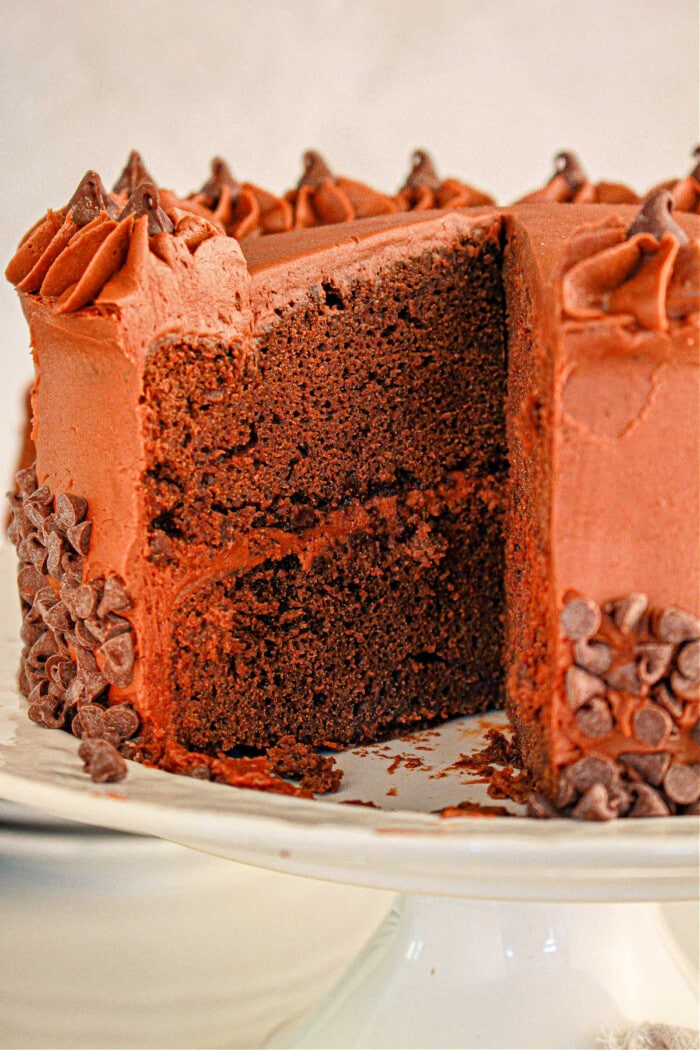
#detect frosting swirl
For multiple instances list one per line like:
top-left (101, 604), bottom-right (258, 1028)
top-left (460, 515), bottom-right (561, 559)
top-left (6, 168), bottom-right (222, 313)
top-left (517, 151), bottom-right (639, 205)
top-left (285, 150), bottom-right (398, 229)
top-left (561, 191), bottom-right (699, 331)
top-left (188, 157), bottom-right (293, 239)
top-left (649, 146), bottom-right (700, 215)
top-left (396, 150), bottom-right (495, 210)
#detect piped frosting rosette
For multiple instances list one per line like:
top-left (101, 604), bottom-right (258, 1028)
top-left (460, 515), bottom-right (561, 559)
top-left (284, 150), bottom-right (398, 229)
top-left (395, 150), bottom-right (495, 211)
top-left (187, 156), bottom-right (293, 239)
top-left (648, 145), bottom-right (700, 215)
top-left (561, 190), bottom-right (699, 331)
top-left (517, 151), bottom-right (639, 205)
top-left (6, 158), bottom-right (223, 314)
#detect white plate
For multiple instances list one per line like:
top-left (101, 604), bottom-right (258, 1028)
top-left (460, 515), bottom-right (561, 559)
top-left (0, 546), bottom-right (697, 902)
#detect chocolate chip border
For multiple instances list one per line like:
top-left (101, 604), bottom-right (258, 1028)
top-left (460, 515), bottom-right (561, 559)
top-left (529, 592), bottom-right (700, 820)
top-left (8, 464), bottom-right (140, 782)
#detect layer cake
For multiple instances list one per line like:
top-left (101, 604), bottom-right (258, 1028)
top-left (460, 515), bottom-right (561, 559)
top-left (6, 156), bottom-right (700, 817)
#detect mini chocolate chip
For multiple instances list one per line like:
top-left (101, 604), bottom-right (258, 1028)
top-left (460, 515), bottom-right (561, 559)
top-left (198, 156), bottom-right (242, 207)
top-left (526, 792), bottom-right (560, 819)
top-left (24, 534), bottom-right (48, 573)
top-left (554, 150), bottom-right (588, 192)
top-left (663, 763), bottom-right (700, 805)
top-left (97, 576), bottom-right (132, 617)
top-left (73, 582), bottom-right (100, 619)
top-left (575, 697), bottom-right (614, 738)
top-left (33, 586), bottom-right (59, 619)
top-left (628, 783), bottom-right (672, 818)
top-left (573, 639), bottom-right (613, 675)
top-left (16, 465), bottom-right (38, 496)
top-left (570, 754), bottom-right (618, 793)
top-left (118, 181), bottom-right (174, 236)
top-left (632, 705), bottom-right (673, 747)
top-left (652, 607), bottom-right (700, 644)
top-left (88, 613), bottom-right (131, 643)
top-left (652, 682), bottom-right (685, 720)
top-left (11, 504), bottom-right (33, 542)
top-left (403, 149), bottom-right (441, 191)
top-left (677, 640), bottom-right (700, 683)
top-left (20, 619), bottom-right (45, 647)
top-left (81, 670), bottom-right (109, 703)
top-left (74, 643), bottom-right (98, 676)
top-left (555, 768), bottom-right (577, 809)
top-left (102, 704), bottom-right (140, 742)
top-left (28, 694), bottom-right (66, 729)
top-left (27, 630), bottom-right (58, 666)
top-left (297, 149), bottom-right (334, 189)
top-left (66, 521), bottom-right (92, 556)
top-left (560, 597), bottom-right (601, 640)
top-left (75, 619), bottom-right (101, 650)
top-left (100, 631), bottom-right (135, 688)
top-left (565, 665), bottom-right (604, 709)
top-left (635, 642), bottom-right (674, 685)
top-left (18, 564), bottom-right (45, 600)
top-left (60, 551), bottom-right (82, 582)
top-left (670, 670), bottom-right (699, 702)
top-left (610, 593), bottom-right (648, 634)
top-left (627, 189), bottom-right (689, 245)
top-left (605, 661), bottom-right (644, 696)
top-left (67, 171), bottom-right (119, 226)
top-left (73, 703), bottom-right (105, 738)
top-left (45, 532), bottom-right (64, 580)
top-left (43, 601), bottom-right (73, 633)
top-left (55, 492), bottom-right (88, 529)
top-left (78, 739), bottom-right (128, 783)
top-left (24, 487), bottom-right (53, 528)
top-left (608, 782), bottom-right (633, 817)
top-left (685, 800), bottom-right (700, 815)
top-left (18, 664), bottom-right (30, 696)
top-left (620, 751), bottom-right (671, 786)
top-left (571, 783), bottom-right (618, 821)
top-left (112, 150), bottom-right (154, 196)
top-left (65, 677), bottom-right (85, 707)
top-left (7, 518), bottom-right (19, 548)
top-left (49, 658), bottom-right (75, 690)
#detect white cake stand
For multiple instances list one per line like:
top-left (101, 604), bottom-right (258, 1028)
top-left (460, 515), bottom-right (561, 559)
top-left (0, 550), bottom-right (697, 1049)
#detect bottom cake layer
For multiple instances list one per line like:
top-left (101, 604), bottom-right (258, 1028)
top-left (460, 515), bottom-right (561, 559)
top-left (170, 475), bottom-right (505, 753)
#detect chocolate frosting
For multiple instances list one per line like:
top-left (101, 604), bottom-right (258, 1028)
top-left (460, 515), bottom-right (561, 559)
top-left (396, 149), bottom-right (495, 210)
top-left (561, 196), bottom-right (699, 330)
top-left (517, 150), bottom-right (639, 205)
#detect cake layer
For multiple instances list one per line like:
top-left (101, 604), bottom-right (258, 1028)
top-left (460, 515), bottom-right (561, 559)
top-left (142, 221), bottom-right (506, 552)
top-left (171, 475), bottom-right (505, 753)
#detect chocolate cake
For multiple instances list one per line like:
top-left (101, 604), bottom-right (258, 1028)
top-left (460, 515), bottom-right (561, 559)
top-left (5, 152), bottom-right (700, 818)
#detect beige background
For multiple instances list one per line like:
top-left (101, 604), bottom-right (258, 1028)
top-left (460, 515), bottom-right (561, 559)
top-left (0, 0), bottom-right (698, 491)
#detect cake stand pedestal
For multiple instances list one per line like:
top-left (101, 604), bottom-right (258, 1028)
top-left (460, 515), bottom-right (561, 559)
top-left (268, 894), bottom-right (698, 1049)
